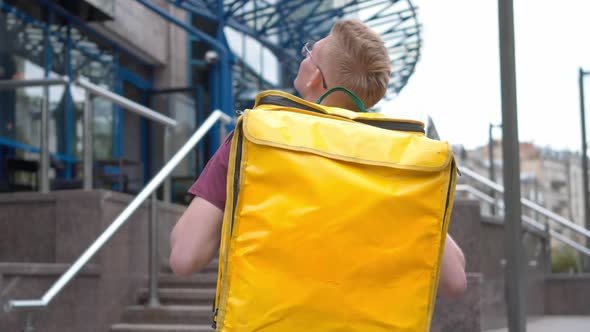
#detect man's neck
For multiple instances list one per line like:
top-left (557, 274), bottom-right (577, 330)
top-left (318, 92), bottom-right (358, 112)
top-left (302, 90), bottom-right (324, 105)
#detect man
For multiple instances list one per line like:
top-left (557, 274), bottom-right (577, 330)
top-left (170, 19), bottom-right (467, 298)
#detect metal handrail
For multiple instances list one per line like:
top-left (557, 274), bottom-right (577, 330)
top-left (523, 215), bottom-right (590, 257)
top-left (75, 78), bottom-right (177, 199)
top-left (76, 78), bottom-right (177, 127)
top-left (5, 110), bottom-right (233, 311)
top-left (460, 167), bottom-right (590, 240)
top-left (0, 76), bottom-right (70, 193)
top-left (457, 184), bottom-right (590, 257)
top-left (0, 77), bottom-right (69, 89)
top-left (456, 184), bottom-right (495, 205)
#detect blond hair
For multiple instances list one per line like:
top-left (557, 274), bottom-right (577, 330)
top-left (321, 19), bottom-right (391, 110)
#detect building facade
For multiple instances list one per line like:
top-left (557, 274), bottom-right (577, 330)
top-left (455, 140), bottom-right (586, 247)
top-left (0, 0), bottom-right (197, 198)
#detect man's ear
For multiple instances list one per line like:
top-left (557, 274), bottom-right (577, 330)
top-left (305, 68), bottom-right (323, 89)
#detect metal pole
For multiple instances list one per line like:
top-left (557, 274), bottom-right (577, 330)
top-left (579, 68), bottom-right (590, 272)
top-left (534, 177), bottom-right (539, 224)
top-left (40, 85), bottom-right (50, 193)
top-left (0, 78), bottom-right (69, 90)
top-left (148, 192), bottom-right (160, 307)
top-left (83, 93), bottom-right (93, 190)
top-left (498, 0), bottom-right (527, 330)
top-left (23, 313), bottom-right (35, 332)
top-left (220, 121), bottom-right (228, 143)
top-left (163, 126), bottom-right (171, 202)
top-left (543, 222), bottom-right (552, 274)
top-left (489, 123), bottom-right (496, 215)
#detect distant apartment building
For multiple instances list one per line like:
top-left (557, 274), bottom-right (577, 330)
top-left (454, 141), bottom-right (586, 245)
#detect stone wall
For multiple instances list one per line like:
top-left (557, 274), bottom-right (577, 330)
top-left (0, 190), bottom-right (184, 332)
top-left (478, 215), bottom-right (549, 330)
top-left (545, 274), bottom-right (590, 315)
top-left (94, 0), bottom-right (188, 88)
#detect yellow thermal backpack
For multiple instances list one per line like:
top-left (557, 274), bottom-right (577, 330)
top-left (213, 89), bottom-right (458, 332)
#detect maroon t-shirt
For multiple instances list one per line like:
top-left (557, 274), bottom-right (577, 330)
top-left (187, 133), bottom-right (233, 211)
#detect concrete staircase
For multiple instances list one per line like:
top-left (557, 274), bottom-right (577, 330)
top-left (110, 262), bottom-right (219, 332)
top-left (0, 191), bottom-right (487, 331)
top-left (2, 190), bottom-right (587, 331)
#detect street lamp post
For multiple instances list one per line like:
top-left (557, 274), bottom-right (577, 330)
top-left (578, 68), bottom-right (590, 272)
top-left (498, 0), bottom-right (527, 331)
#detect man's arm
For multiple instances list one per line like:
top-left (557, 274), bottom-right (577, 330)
top-left (438, 234), bottom-right (467, 298)
top-left (169, 134), bottom-right (233, 276)
top-left (169, 197), bottom-right (223, 276)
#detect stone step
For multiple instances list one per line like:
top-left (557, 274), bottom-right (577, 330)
top-left (121, 305), bottom-right (214, 325)
top-left (137, 288), bottom-right (216, 306)
top-left (157, 272), bottom-right (218, 289)
top-left (110, 323), bottom-right (213, 332)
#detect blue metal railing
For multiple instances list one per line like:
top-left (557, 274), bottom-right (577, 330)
top-left (0, 138), bottom-right (78, 164)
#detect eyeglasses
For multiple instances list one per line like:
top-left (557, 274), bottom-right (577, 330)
top-left (301, 41), bottom-right (328, 90)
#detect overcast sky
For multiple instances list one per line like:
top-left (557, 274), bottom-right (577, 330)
top-left (383, 0), bottom-right (590, 152)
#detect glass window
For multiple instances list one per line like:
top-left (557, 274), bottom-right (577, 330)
top-left (71, 54), bottom-right (115, 161)
top-left (1, 6), bottom-right (118, 161)
top-left (151, 92), bottom-right (197, 177)
top-left (9, 56), bottom-right (45, 150)
top-left (1, 3), bottom-right (159, 191)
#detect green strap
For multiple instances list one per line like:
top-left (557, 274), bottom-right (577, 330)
top-left (316, 86), bottom-right (367, 113)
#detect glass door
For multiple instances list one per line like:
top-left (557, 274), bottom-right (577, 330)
top-left (149, 87), bottom-right (205, 203)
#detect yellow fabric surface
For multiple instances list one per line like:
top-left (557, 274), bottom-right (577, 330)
top-left (215, 99), bottom-right (457, 332)
top-left (243, 109), bottom-right (450, 171)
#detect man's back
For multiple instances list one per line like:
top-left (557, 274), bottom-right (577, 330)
top-left (169, 18), bottom-right (466, 299)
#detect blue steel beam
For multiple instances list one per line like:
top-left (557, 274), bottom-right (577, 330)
top-left (0, 3), bottom-right (113, 66)
top-left (169, 0), bottom-right (323, 68)
top-left (223, 0), bottom-right (244, 20)
top-left (0, 138), bottom-right (78, 163)
top-left (176, 1), bottom-right (274, 53)
top-left (230, 0), bottom-right (311, 21)
top-left (31, 0), bottom-right (150, 67)
top-left (139, 0), bottom-right (236, 152)
top-left (258, 1), bottom-right (323, 35)
top-left (135, 0), bottom-right (236, 155)
top-left (226, 17), bottom-right (300, 63)
top-left (172, 0), bottom-right (218, 21)
top-left (231, 0), bottom-right (361, 24)
top-left (135, 0), bottom-right (230, 59)
top-left (236, 6), bottom-right (324, 26)
top-left (174, 0), bottom-right (421, 98)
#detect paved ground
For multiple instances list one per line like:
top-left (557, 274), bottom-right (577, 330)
top-left (484, 316), bottom-right (590, 332)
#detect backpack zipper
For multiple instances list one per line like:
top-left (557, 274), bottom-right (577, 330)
top-left (257, 95), bottom-right (425, 133)
top-left (213, 126), bottom-right (244, 330)
top-left (442, 159), bottom-right (457, 231)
